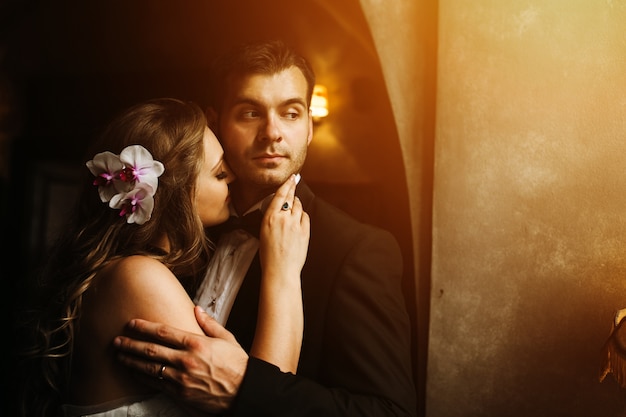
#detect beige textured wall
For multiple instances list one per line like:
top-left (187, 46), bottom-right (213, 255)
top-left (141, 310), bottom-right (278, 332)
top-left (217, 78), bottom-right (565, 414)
top-left (359, 0), bottom-right (435, 413)
top-left (429, 1), bottom-right (626, 416)
top-left (364, 0), bottom-right (626, 415)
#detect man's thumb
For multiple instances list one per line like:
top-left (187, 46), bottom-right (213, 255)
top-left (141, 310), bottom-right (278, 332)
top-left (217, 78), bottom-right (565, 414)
top-left (194, 305), bottom-right (237, 343)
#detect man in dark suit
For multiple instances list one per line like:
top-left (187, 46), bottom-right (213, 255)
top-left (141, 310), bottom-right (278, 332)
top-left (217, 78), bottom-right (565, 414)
top-left (114, 39), bottom-right (416, 417)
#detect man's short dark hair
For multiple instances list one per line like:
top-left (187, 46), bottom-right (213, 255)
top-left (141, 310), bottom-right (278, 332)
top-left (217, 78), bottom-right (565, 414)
top-left (208, 39), bottom-right (316, 112)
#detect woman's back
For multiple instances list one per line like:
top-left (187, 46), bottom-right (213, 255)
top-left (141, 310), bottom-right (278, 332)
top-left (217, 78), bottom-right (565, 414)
top-left (66, 255), bottom-right (203, 407)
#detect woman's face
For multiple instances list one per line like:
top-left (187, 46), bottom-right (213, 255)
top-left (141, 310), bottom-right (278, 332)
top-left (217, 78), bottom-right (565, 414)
top-left (195, 127), bottom-right (235, 226)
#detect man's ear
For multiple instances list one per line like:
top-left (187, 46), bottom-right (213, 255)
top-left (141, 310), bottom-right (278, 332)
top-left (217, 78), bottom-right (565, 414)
top-left (206, 107), bottom-right (218, 131)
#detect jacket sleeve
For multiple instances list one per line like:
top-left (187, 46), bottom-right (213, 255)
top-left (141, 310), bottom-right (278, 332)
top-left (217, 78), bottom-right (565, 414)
top-left (229, 227), bottom-right (417, 417)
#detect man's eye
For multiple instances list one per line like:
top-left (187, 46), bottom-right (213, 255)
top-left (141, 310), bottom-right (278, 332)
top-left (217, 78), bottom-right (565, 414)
top-left (284, 110), bottom-right (301, 120)
top-left (242, 110), bottom-right (259, 118)
top-left (216, 171), bottom-right (228, 180)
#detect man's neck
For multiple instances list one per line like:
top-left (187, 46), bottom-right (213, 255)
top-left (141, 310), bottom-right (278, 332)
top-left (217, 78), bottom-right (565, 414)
top-left (230, 183), bottom-right (276, 216)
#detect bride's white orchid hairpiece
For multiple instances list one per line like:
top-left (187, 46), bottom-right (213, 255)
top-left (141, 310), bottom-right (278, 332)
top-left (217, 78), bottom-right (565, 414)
top-left (86, 145), bottom-right (165, 225)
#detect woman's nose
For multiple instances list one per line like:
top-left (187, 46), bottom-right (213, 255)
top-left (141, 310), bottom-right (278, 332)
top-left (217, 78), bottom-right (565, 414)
top-left (224, 161), bottom-right (236, 183)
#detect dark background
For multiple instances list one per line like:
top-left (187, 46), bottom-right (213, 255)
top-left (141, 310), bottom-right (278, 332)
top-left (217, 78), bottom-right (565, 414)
top-left (1, 1), bottom-right (422, 415)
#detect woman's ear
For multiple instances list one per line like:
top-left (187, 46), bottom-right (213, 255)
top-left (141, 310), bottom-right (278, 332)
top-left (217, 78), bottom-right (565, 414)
top-left (205, 107), bottom-right (218, 131)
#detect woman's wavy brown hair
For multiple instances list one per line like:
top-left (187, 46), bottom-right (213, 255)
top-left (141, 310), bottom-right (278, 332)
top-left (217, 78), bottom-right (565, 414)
top-left (17, 98), bottom-right (213, 416)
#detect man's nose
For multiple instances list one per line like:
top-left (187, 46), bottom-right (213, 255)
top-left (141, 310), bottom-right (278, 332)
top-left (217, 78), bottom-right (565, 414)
top-left (258, 113), bottom-right (282, 142)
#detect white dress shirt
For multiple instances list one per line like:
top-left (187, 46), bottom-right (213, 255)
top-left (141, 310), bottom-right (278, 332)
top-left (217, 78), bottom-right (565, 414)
top-left (194, 174), bottom-right (301, 324)
top-left (194, 204), bottom-right (262, 325)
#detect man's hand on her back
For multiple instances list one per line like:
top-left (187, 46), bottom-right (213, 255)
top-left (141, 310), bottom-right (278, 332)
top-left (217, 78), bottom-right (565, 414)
top-left (114, 306), bottom-right (249, 414)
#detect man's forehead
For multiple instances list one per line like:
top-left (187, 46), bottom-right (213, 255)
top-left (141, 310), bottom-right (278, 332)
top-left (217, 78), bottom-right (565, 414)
top-left (226, 69), bottom-right (309, 104)
top-left (233, 67), bottom-right (305, 87)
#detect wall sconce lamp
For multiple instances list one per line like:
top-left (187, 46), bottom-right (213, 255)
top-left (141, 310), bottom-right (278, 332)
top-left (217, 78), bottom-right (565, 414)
top-left (311, 84), bottom-right (329, 121)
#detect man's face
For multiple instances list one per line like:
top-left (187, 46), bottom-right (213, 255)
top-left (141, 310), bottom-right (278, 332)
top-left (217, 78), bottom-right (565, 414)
top-left (217, 66), bottom-right (313, 199)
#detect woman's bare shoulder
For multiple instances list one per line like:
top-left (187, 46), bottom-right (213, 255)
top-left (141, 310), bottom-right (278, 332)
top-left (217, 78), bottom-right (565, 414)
top-left (93, 256), bottom-right (177, 301)
top-left (88, 255), bottom-right (202, 334)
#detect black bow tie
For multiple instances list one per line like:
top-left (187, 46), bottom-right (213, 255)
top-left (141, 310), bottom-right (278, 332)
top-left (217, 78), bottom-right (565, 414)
top-left (215, 209), bottom-right (263, 238)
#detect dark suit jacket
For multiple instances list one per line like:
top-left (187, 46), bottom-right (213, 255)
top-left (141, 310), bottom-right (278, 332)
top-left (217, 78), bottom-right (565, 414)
top-left (225, 182), bottom-right (417, 417)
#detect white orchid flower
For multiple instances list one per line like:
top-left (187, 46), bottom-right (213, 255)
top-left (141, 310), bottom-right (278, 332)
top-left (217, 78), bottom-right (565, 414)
top-left (118, 145), bottom-right (165, 195)
top-left (87, 145), bottom-right (165, 225)
top-left (86, 151), bottom-right (126, 202)
top-left (109, 183), bottom-right (156, 225)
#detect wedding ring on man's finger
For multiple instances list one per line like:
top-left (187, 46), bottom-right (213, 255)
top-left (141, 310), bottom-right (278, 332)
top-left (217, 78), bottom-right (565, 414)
top-left (281, 202), bottom-right (291, 211)
top-left (157, 364), bottom-right (166, 380)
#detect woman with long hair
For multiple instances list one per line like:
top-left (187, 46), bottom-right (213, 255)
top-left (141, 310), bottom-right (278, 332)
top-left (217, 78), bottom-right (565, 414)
top-left (18, 98), bottom-right (309, 416)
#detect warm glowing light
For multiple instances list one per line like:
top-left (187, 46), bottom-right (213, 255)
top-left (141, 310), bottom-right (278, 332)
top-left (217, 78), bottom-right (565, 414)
top-left (311, 84), bottom-right (329, 119)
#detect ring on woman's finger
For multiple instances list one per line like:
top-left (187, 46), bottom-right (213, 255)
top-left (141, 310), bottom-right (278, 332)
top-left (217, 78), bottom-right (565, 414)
top-left (281, 202), bottom-right (291, 211)
top-left (157, 364), bottom-right (167, 380)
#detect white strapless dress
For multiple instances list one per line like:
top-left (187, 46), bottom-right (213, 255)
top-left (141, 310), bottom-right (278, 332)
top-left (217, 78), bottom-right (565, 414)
top-left (61, 393), bottom-right (190, 417)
